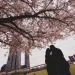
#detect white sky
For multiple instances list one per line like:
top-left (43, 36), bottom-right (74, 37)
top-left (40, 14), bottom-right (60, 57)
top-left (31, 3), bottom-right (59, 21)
top-left (0, 48), bottom-right (9, 69)
top-left (0, 36), bottom-right (75, 69)
top-left (30, 36), bottom-right (75, 67)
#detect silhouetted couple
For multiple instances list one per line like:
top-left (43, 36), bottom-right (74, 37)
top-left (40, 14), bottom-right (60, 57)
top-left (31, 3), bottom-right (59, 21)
top-left (45, 45), bottom-right (71, 75)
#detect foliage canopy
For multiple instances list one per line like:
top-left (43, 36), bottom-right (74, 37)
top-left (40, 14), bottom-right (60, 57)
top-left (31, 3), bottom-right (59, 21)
top-left (0, 0), bottom-right (75, 53)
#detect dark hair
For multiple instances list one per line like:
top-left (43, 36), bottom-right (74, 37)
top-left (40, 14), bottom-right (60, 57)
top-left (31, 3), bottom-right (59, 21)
top-left (50, 45), bottom-right (55, 49)
top-left (46, 48), bottom-right (50, 50)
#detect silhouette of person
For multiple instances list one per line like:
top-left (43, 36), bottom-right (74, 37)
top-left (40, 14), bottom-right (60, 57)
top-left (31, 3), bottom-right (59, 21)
top-left (45, 45), bottom-right (71, 75)
top-left (45, 47), bottom-right (58, 75)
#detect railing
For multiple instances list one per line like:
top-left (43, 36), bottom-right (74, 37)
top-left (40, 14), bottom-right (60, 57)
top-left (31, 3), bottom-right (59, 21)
top-left (0, 64), bottom-right (46, 75)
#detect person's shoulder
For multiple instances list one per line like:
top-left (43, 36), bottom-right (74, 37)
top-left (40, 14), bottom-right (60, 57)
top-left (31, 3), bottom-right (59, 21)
top-left (46, 48), bottom-right (50, 50)
top-left (57, 48), bottom-right (60, 50)
top-left (56, 48), bottom-right (63, 53)
top-left (56, 48), bottom-right (61, 51)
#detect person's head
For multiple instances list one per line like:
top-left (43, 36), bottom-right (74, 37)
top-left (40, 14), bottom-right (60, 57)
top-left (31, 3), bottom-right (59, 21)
top-left (50, 45), bottom-right (55, 49)
top-left (46, 48), bottom-right (50, 50)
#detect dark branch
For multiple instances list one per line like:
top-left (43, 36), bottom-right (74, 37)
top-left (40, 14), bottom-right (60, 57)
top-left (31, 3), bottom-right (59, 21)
top-left (0, 39), bottom-right (11, 46)
top-left (11, 22), bottom-right (34, 42)
top-left (0, 23), bottom-right (32, 40)
top-left (0, 9), bottom-right (61, 23)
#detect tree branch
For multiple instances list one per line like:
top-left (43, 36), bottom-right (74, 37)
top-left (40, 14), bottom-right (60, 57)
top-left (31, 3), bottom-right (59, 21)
top-left (0, 9), bottom-right (61, 23)
top-left (11, 21), bottom-right (34, 42)
top-left (0, 23), bottom-right (32, 40)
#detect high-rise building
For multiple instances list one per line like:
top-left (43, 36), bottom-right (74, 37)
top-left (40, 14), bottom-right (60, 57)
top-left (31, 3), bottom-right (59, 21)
top-left (73, 54), bottom-right (75, 59)
top-left (5, 54), bottom-right (13, 71)
top-left (16, 51), bottom-right (21, 69)
top-left (5, 51), bottom-right (30, 72)
top-left (5, 51), bottom-right (21, 71)
top-left (25, 52), bottom-right (30, 68)
top-left (68, 56), bottom-right (75, 62)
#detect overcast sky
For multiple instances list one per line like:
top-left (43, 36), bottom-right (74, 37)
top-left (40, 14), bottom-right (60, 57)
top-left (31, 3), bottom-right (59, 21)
top-left (0, 36), bottom-right (75, 69)
top-left (30, 36), bottom-right (75, 67)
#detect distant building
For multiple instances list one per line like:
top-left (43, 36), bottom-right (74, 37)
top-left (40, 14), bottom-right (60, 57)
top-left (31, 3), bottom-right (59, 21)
top-left (4, 51), bottom-right (30, 72)
top-left (5, 54), bottom-right (13, 71)
top-left (73, 54), bottom-right (75, 59)
top-left (68, 56), bottom-right (75, 62)
top-left (25, 52), bottom-right (30, 68)
top-left (5, 51), bottom-right (21, 71)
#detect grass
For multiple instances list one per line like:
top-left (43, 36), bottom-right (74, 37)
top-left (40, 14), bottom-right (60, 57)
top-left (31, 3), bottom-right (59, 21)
top-left (26, 64), bottom-right (75, 75)
top-left (70, 64), bottom-right (75, 75)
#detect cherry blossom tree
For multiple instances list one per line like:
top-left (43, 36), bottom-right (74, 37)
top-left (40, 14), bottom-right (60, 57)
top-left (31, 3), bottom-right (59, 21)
top-left (0, 0), bottom-right (75, 53)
